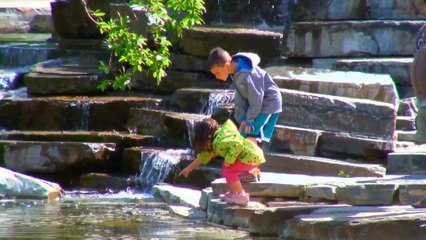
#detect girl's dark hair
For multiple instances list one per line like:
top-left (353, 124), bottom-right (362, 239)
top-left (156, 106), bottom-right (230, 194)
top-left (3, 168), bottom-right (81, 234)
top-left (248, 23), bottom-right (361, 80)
top-left (192, 118), bottom-right (220, 154)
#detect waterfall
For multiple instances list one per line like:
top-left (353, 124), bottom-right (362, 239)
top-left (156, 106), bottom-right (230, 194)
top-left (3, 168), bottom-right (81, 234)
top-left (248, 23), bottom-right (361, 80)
top-left (0, 67), bottom-right (30, 90)
top-left (68, 101), bottom-right (90, 131)
top-left (0, 44), bottom-right (51, 66)
top-left (186, 119), bottom-right (196, 148)
top-left (201, 90), bottom-right (235, 115)
top-left (79, 101), bottom-right (90, 131)
top-left (0, 70), bottom-right (18, 89)
top-left (134, 149), bottom-right (192, 192)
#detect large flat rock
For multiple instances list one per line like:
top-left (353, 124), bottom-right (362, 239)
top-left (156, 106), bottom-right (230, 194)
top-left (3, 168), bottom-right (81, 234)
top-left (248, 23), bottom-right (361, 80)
top-left (263, 153), bottom-right (386, 177)
top-left (268, 125), bottom-right (321, 156)
top-left (169, 88), bottom-right (234, 115)
top-left (266, 65), bottom-right (399, 105)
top-left (387, 151), bottom-right (426, 175)
top-left (368, 0), bottom-right (426, 20)
top-left (0, 166), bottom-right (62, 199)
top-left (211, 173), bottom-right (426, 206)
top-left (332, 57), bottom-right (413, 87)
top-left (283, 206), bottom-right (426, 240)
top-left (179, 27), bottom-right (282, 64)
top-left (0, 96), bottom-right (162, 131)
top-left (279, 89), bottom-right (396, 140)
top-left (203, 0), bottom-right (291, 31)
top-left (283, 20), bottom-right (424, 58)
top-left (291, 0), bottom-right (367, 21)
top-left (24, 57), bottom-right (109, 95)
top-left (127, 109), bottom-right (207, 147)
top-left (317, 132), bottom-right (397, 163)
top-left (0, 140), bottom-right (115, 173)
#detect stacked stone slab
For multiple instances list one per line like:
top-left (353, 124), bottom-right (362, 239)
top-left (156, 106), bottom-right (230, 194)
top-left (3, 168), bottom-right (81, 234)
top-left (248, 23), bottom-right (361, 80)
top-left (285, 0), bottom-right (426, 100)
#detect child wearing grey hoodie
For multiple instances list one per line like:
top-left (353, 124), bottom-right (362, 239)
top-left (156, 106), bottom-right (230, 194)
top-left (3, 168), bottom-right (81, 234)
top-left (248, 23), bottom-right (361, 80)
top-left (207, 47), bottom-right (282, 144)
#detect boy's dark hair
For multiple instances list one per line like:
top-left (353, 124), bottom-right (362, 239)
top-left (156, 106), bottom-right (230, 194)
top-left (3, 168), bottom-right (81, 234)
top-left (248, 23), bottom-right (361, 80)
top-left (207, 47), bottom-right (232, 70)
top-left (192, 118), bottom-right (220, 154)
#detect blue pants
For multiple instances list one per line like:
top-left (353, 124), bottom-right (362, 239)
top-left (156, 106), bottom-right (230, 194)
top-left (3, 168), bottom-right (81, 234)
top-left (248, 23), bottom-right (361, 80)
top-left (240, 113), bottom-right (280, 142)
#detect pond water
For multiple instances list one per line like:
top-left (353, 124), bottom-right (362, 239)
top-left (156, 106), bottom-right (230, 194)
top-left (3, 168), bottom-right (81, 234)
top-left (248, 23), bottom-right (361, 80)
top-left (0, 190), bottom-right (270, 240)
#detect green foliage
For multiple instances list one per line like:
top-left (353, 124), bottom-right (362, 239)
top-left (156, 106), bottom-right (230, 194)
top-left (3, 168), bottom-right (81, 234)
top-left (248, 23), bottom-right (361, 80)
top-left (88, 0), bottom-right (205, 91)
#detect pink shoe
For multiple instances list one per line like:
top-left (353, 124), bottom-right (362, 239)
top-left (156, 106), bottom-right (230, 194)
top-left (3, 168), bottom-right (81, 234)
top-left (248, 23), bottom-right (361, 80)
top-left (219, 191), bottom-right (234, 201)
top-left (224, 192), bottom-right (249, 205)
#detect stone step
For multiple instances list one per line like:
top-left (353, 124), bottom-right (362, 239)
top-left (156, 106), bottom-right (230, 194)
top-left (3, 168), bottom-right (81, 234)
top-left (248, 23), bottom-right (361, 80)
top-left (24, 56), bottom-right (110, 95)
top-left (387, 146), bottom-right (426, 174)
top-left (316, 131), bottom-right (412, 163)
top-left (368, 0), bottom-right (426, 20)
top-left (0, 2), bottom-right (52, 33)
top-left (0, 95), bottom-right (163, 131)
top-left (312, 57), bottom-right (415, 99)
top-left (397, 97), bottom-right (417, 118)
top-left (265, 65), bottom-right (398, 105)
top-left (397, 116), bottom-right (416, 131)
top-left (279, 88), bottom-right (396, 140)
top-left (127, 109), bottom-right (207, 148)
top-left (327, 57), bottom-right (413, 87)
top-left (0, 140), bottom-right (115, 174)
top-left (0, 43), bottom-right (108, 67)
top-left (0, 130), bottom-right (155, 146)
top-left (169, 88), bottom-right (234, 115)
top-left (1, 32), bottom-right (51, 42)
top-left (179, 27), bottom-right (282, 64)
top-left (396, 130), bottom-right (416, 142)
top-left (283, 205), bottom-right (426, 240)
top-left (153, 183), bottom-right (426, 238)
top-left (291, 0), bottom-right (426, 21)
top-left (130, 69), bottom-right (205, 93)
top-left (291, 0), bottom-right (366, 21)
top-left (202, 0), bottom-right (289, 31)
top-left (211, 172), bottom-right (426, 205)
top-left (263, 153), bottom-right (386, 177)
top-left (168, 87), bottom-right (397, 141)
top-left (283, 20), bottom-right (424, 58)
top-left (269, 125), bottom-right (402, 163)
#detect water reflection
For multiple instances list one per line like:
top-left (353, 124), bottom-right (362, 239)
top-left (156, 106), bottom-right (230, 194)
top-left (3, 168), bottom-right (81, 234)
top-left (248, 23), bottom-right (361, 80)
top-left (0, 190), bottom-right (261, 239)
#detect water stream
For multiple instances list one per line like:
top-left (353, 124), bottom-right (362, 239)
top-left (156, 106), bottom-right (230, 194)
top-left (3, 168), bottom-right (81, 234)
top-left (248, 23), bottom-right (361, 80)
top-left (0, 190), bottom-right (259, 239)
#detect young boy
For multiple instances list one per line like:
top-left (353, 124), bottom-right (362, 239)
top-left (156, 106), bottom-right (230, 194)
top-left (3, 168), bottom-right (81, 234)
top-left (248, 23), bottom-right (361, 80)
top-left (207, 47), bottom-right (282, 144)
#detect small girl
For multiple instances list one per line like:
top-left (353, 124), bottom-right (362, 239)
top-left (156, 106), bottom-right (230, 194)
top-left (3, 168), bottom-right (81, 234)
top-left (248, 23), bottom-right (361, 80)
top-left (179, 118), bottom-right (265, 205)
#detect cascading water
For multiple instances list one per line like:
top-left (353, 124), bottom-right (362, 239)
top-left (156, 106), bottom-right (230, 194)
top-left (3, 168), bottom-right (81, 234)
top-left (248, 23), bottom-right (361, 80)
top-left (78, 101), bottom-right (90, 131)
top-left (134, 149), bottom-right (192, 191)
top-left (201, 90), bottom-right (235, 115)
top-left (0, 43), bottom-right (52, 66)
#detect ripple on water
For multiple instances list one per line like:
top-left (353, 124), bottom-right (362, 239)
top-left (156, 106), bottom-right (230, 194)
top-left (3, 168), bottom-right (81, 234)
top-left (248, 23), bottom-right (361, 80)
top-left (0, 190), bottom-right (258, 239)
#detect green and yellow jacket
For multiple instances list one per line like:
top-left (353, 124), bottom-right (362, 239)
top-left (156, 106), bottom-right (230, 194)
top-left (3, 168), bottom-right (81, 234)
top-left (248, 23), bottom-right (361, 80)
top-left (196, 119), bottom-right (265, 166)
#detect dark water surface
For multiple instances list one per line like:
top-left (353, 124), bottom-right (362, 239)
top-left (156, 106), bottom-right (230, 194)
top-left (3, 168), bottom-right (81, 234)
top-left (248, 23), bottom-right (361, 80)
top-left (0, 190), bottom-right (271, 240)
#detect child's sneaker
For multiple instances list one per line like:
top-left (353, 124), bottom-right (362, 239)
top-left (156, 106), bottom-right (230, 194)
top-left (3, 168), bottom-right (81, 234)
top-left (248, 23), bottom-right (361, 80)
top-left (219, 191), bottom-right (234, 201)
top-left (224, 192), bottom-right (249, 206)
top-left (238, 168), bottom-right (261, 184)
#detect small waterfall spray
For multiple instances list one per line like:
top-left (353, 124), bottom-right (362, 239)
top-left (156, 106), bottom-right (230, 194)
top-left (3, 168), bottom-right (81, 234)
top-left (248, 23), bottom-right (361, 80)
top-left (186, 119), bottom-right (196, 148)
top-left (201, 90), bottom-right (235, 115)
top-left (0, 44), bottom-right (51, 66)
top-left (135, 149), bottom-right (192, 191)
top-left (79, 101), bottom-right (90, 131)
top-left (69, 101), bottom-right (90, 131)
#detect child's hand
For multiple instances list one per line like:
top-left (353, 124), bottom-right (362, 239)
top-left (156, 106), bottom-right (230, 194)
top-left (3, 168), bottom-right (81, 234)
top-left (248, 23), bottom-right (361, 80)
top-left (179, 167), bottom-right (191, 178)
top-left (239, 121), bottom-right (254, 134)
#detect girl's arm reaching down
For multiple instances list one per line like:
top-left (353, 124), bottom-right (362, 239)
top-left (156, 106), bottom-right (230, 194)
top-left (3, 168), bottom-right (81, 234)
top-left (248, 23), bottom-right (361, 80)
top-left (179, 159), bottom-right (203, 177)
